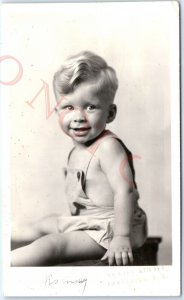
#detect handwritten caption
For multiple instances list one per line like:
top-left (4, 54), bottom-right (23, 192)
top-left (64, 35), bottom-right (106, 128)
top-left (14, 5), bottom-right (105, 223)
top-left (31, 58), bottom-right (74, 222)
top-left (44, 273), bottom-right (88, 295)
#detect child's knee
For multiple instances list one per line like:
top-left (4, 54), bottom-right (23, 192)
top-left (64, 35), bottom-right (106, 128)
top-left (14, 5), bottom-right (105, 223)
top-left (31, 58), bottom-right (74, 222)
top-left (46, 233), bottom-right (77, 262)
top-left (37, 233), bottom-right (67, 258)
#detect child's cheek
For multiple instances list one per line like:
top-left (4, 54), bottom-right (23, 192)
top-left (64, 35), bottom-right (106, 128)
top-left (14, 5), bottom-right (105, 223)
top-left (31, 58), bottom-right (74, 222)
top-left (94, 120), bottom-right (106, 131)
top-left (58, 112), bottom-right (72, 137)
top-left (58, 112), bottom-right (68, 131)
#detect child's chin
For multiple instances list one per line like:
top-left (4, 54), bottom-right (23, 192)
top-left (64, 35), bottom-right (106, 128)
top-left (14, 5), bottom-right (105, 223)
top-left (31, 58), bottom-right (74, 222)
top-left (70, 134), bottom-right (89, 142)
top-left (72, 135), bottom-right (95, 146)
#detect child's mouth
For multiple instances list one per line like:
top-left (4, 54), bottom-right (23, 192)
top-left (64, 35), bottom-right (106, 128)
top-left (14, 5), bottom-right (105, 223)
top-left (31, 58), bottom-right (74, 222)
top-left (71, 127), bottom-right (90, 136)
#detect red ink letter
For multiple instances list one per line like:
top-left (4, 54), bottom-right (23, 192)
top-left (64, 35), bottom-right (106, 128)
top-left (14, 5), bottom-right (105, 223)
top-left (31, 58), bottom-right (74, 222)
top-left (119, 154), bottom-right (141, 187)
top-left (0, 55), bottom-right (23, 85)
top-left (25, 80), bottom-right (56, 119)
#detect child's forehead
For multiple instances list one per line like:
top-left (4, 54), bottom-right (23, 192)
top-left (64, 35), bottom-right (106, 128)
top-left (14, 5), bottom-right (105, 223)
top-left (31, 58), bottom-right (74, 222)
top-left (74, 81), bottom-right (100, 95)
top-left (61, 82), bottom-right (103, 101)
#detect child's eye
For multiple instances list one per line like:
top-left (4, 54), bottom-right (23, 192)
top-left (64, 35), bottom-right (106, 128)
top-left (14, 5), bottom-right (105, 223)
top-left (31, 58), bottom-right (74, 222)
top-left (55, 105), bottom-right (73, 112)
top-left (86, 105), bottom-right (96, 111)
top-left (64, 105), bottom-right (74, 111)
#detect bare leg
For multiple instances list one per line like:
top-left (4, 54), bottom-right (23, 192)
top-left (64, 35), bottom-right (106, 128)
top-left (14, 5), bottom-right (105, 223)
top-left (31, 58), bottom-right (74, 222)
top-left (11, 231), bottom-right (106, 266)
top-left (11, 214), bottom-right (60, 249)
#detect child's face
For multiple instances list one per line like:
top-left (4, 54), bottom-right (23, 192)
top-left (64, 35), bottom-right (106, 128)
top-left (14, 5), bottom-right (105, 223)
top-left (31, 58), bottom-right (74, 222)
top-left (56, 82), bottom-right (115, 146)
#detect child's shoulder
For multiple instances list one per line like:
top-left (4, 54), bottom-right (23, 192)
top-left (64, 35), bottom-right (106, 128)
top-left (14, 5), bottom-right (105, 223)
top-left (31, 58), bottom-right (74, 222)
top-left (95, 130), bottom-right (127, 159)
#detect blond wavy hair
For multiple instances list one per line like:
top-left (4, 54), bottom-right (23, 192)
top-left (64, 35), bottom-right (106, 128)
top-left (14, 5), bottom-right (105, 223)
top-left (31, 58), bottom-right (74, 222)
top-left (53, 51), bottom-right (118, 103)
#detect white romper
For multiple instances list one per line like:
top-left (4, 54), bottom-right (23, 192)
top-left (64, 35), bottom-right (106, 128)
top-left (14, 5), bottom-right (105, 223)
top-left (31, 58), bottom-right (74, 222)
top-left (57, 130), bottom-right (147, 249)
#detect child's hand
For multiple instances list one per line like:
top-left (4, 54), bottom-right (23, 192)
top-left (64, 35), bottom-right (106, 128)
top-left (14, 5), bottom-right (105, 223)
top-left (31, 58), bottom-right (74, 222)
top-left (101, 236), bottom-right (133, 266)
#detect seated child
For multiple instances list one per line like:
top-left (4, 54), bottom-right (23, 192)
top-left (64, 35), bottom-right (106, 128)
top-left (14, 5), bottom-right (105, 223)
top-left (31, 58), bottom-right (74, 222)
top-left (11, 51), bottom-right (147, 266)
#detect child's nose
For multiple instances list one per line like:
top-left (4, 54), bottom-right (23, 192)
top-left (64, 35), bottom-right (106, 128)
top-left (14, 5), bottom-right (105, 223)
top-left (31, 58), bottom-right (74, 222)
top-left (73, 109), bottom-right (86, 122)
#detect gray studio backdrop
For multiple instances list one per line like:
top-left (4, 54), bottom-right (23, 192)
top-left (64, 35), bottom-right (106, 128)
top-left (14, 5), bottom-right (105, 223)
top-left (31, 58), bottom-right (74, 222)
top-left (3, 2), bottom-right (178, 265)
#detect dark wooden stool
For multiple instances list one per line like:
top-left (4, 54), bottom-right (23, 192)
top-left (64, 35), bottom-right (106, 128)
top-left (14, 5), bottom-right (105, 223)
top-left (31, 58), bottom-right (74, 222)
top-left (132, 237), bottom-right (162, 265)
top-left (60, 237), bottom-right (162, 266)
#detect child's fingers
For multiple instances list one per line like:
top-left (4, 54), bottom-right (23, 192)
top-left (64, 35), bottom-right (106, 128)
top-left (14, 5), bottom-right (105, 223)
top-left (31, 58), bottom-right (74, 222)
top-left (122, 251), bottom-right (129, 265)
top-left (127, 250), bottom-right (134, 264)
top-left (101, 249), bottom-right (133, 266)
top-left (121, 249), bottom-right (133, 265)
top-left (101, 250), bottom-right (115, 265)
top-left (115, 252), bottom-right (123, 266)
top-left (101, 250), bottom-right (108, 261)
top-left (108, 252), bottom-right (115, 266)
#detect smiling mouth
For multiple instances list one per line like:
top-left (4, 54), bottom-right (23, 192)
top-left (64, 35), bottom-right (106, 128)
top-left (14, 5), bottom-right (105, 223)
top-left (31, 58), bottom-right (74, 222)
top-left (70, 127), bottom-right (90, 136)
top-left (71, 127), bottom-right (90, 131)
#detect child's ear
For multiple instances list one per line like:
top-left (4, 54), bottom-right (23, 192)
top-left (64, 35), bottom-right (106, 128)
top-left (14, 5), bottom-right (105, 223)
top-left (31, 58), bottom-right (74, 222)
top-left (106, 104), bottom-right (117, 124)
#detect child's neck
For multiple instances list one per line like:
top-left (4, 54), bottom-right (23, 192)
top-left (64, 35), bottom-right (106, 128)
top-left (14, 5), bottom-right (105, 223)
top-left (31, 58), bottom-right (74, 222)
top-left (73, 130), bottom-right (107, 149)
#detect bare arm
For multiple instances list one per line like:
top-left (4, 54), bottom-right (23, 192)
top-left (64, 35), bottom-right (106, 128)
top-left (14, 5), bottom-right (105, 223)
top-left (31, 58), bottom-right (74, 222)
top-left (98, 138), bottom-right (137, 265)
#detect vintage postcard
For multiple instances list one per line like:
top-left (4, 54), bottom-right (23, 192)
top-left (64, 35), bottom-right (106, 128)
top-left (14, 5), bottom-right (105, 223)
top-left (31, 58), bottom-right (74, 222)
top-left (1, 1), bottom-right (181, 296)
